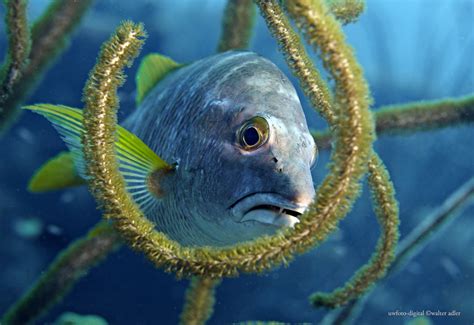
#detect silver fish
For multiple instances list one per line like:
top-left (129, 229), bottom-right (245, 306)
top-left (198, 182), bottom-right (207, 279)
top-left (26, 51), bottom-right (317, 247)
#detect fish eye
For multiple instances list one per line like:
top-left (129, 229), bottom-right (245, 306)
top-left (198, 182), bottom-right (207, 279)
top-left (237, 116), bottom-right (269, 151)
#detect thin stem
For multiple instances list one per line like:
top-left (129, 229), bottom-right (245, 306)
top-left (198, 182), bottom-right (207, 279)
top-left (0, 0), bottom-right (94, 134)
top-left (1, 222), bottom-right (120, 325)
top-left (0, 0), bottom-right (30, 132)
top-left (28, 0), bottom-right (94, 75)
top-left (375, 95), bottom-right (474, 135)
top-left (326, 177), bottom-right (474, 324)
top-left (390, 177), bottom-right (474, 273)
top-left (259, 0), bottom-right (336, 124)
top-left (179, 277), bottom-right (221, 325)
top-left (310, 152), bottom-right (399, 308)
top-left (217, 0), bottom-right (256, 52)
top-left (314, 95), bottom-right (474, 150)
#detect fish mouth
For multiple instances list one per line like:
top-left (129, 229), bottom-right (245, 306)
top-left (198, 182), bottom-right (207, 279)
top-left (230, 192), bottom-right (307, 228)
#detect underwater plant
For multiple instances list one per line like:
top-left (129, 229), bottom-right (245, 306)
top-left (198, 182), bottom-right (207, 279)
top-left (0, 0), bottom-right (94, 135)
top-left (0, 0), bottom-right (473, 324)
top-left (320, 176), bottom-right (474, 324)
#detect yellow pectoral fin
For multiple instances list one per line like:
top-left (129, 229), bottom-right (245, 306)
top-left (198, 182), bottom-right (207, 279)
top-left (28, 151), bottom-right (86, 192)
top-left (24, 104), bottom-right (172, 213)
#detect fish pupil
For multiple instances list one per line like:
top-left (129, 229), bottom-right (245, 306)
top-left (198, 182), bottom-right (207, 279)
top-left (243, 127), bottom-right (260, 147)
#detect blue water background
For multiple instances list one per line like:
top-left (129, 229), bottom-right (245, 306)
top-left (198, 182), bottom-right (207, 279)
top-left (0, 0), bottom-right (473, 324)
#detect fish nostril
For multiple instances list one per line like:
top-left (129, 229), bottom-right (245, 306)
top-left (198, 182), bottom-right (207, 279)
top-left (272, 157), bottom-right (278, 163)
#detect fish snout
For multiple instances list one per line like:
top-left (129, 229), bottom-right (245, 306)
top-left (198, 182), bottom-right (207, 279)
top-left (286, 185), bottom-right (315, 209)
top-left (269, 156), bottom-right (315, 207)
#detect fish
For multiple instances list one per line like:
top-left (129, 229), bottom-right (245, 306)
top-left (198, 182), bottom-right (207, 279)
top-left (25, 51), bottom-right (317, 247)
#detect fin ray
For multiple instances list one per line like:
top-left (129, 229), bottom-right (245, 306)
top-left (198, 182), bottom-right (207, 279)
top-left (24, 104), bottom-right (171, 212)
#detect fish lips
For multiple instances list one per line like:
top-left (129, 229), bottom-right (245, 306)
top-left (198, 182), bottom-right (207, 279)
top-left (230, 193), bottom-right (307, 228)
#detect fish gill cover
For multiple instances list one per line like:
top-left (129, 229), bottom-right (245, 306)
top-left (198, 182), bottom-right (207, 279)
top-left (0, 0), bottom-right (473, 324)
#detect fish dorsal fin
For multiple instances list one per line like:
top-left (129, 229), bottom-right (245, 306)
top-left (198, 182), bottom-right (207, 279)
top-left (135, 53), bottom-right (182, 105)
top-left (24, 104), bottom-right (172, 214)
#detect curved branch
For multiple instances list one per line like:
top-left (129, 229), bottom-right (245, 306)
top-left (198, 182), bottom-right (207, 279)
top-left (80, 0), bottom-right (373, 278)
top-left (310, 152), bottom-right (399, 308)
top-left (325, 177), bottom-right (474, 324)
top-left (261, 0), bottom-right (335, 124)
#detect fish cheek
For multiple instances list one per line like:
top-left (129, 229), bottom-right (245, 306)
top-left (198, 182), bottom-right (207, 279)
top-left (184, 145), bottom-right (245, 219)
top-left (220, 151), bottom-right (275, 201)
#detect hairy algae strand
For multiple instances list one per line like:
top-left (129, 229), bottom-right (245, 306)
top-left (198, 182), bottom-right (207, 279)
top-left (180, 277), bottom-right (221, 325)
top-left (80, 0), bottom-right (373, 277)
top-left (217, 0), bottom-right (256, 52)
top-left (314, 95), bottom-right (474, 150)
top-left (0, 0), bottom-right (93, 133)
top-left (258, 0), bottom-right (399, 307)
top-left (0, 0), bottom-right (30, 131)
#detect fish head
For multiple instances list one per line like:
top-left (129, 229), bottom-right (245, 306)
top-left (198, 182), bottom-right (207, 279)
top-left (174, 52), bottom-right (317, 245)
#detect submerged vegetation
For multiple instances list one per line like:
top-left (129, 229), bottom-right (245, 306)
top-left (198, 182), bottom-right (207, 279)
top-left (0, 0), bottom-right (473, 324)
top-left (0, 0), bottom-right (94, 135)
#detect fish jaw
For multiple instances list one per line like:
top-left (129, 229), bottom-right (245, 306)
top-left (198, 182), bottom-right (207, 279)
top-left (230, 193), bottom-right (308, 228)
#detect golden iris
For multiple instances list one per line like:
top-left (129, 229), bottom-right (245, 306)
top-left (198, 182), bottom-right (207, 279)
top-left (238, 116), bottom-right (269, 150)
